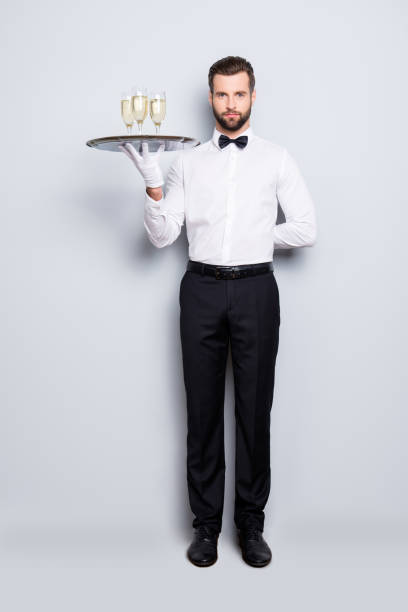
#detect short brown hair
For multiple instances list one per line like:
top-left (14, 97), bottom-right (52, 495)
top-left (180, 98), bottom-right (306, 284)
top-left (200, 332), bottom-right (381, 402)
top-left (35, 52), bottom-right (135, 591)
top-left (208, 56), bottom-right (255, 94)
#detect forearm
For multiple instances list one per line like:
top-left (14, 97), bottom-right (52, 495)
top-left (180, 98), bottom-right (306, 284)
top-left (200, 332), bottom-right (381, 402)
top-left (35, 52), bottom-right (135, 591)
top-left (144, 188), bottom-right (166, 246)
top-left (144, 192), bottom-right (184, 248)
top-left (143, 149), bottom-right (185, 249)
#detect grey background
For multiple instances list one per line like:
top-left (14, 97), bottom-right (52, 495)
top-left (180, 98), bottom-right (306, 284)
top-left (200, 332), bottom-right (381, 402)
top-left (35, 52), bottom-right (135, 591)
top-left (1, 0), bottom-right (407, 609)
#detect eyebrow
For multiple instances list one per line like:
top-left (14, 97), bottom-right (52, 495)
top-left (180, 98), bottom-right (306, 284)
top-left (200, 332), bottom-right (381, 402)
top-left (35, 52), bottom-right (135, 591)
top-left (215, 90), bottom-right (247, 94)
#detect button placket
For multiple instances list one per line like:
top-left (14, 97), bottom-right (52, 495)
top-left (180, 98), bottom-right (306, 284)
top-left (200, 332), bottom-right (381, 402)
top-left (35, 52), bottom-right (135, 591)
top-left (221, 149), bottom-right (237, 262)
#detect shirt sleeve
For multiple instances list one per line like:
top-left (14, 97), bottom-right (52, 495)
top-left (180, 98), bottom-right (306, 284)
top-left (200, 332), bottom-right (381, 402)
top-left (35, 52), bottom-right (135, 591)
top-left (143, 152), bottom-right (185, 248)
top-left (273, 148), bottom-right (317, 249)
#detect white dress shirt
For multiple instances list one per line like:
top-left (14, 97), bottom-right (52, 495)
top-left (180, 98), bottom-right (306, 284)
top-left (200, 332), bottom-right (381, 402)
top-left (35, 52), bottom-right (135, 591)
top-left (143, 125), bottom-right (317, 265)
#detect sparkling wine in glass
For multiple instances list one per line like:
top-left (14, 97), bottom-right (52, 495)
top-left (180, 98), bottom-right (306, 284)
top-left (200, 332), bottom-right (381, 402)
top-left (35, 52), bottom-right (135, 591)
top-left (149, 91), bottom-right (166, 134)
top-left (121, 91), bottom-right (134, 135)
top-left (131, 87), bottom-right (148, 135)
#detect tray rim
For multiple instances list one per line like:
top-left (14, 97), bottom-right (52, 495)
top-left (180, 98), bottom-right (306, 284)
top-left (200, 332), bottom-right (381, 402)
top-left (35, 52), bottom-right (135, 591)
top-left (86, 134), bottom-right (200, 148)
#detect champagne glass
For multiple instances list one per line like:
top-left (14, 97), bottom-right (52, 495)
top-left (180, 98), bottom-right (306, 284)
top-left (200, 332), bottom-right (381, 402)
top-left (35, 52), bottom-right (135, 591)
top-left (120, 90), bottom-right (134, 135)
top-left (131, 87), bottom-right (148, 135)
top-left (149, 90), bottom-right (166, 134)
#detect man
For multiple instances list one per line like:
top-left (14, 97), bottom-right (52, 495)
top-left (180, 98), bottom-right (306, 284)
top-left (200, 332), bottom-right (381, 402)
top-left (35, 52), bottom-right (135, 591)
top-left (119, 56), bottom-right (317, 568)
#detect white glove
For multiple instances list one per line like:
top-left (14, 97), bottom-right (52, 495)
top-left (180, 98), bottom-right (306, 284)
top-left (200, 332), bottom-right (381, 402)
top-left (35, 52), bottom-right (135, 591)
top-left (118, 141), bottom-right (165, 188)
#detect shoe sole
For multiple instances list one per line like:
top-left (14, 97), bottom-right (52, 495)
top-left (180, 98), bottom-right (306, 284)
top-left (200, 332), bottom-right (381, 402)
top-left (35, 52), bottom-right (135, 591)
top-left (187, 553), bottom-right (218, 567)
top-left (241, 554), bottom-right (271, 567)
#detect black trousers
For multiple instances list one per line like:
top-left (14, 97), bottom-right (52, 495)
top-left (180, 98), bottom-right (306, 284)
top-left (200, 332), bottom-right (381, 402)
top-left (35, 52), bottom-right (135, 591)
top-left (179, 261), bottom-right (280, 534)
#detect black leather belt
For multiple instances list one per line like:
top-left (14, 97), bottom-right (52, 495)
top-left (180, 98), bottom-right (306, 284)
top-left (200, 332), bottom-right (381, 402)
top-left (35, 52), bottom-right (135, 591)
top-left (187, 259), bottom-right (273, 280)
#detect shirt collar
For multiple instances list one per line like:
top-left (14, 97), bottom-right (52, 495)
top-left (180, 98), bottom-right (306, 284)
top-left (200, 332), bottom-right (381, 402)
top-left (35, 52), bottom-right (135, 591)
top-left (212, 125), bottom-right (254, 151)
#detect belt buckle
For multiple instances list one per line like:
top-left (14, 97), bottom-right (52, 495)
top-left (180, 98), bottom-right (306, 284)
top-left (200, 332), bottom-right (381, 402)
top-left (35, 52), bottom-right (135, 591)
top-left (215, 266), bottom-right (241, 280)
top-left (215, 266), bottom-right (230, 280)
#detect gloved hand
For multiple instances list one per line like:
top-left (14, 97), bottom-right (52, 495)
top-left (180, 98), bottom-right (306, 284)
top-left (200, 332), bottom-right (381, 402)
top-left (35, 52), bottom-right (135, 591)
top-left (118, 141), bottom-right (165, 188)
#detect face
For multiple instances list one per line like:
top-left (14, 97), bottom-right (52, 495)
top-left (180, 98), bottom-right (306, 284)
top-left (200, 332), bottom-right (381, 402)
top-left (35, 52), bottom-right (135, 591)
top-left (208, 71), bottom-right (256, 135)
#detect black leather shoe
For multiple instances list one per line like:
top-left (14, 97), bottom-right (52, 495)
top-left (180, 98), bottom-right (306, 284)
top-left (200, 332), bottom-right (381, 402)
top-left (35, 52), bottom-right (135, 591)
top-left (238, 526), bottom-right (272, 567)
top-left (187, 525), bottom-right (219, 567)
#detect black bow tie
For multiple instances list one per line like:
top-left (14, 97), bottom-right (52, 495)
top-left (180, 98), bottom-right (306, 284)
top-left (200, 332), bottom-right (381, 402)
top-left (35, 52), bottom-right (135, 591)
top-left (218, 134), bottom-right (248, 149)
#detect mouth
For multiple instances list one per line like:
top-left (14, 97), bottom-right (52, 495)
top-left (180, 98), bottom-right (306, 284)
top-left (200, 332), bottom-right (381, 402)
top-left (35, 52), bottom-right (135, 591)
top-left (225, 113), bottom-right (239, 117)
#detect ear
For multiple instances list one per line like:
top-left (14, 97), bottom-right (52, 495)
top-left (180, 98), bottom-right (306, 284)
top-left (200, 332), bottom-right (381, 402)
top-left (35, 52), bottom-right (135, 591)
top-left (208, 89), bottom-right (213, 105)
top-left (251, 89), bottom-right (256, 103)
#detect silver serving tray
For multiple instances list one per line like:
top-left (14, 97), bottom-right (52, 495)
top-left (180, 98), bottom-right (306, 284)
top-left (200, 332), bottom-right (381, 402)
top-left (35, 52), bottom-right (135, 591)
top-left (86, 135), bottom-right (200, 152)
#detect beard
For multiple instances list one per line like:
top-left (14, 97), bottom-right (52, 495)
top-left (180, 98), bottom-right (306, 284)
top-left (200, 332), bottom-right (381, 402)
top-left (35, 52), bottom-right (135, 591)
top-left (211, 102), bottom-right (252, 132)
